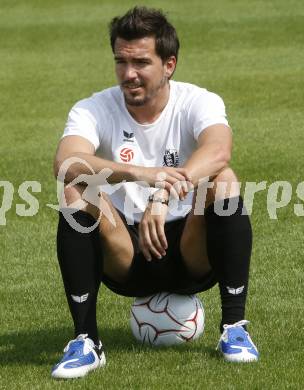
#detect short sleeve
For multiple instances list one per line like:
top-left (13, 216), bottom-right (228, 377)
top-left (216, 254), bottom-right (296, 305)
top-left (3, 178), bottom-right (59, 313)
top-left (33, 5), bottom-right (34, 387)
top-left (187, 91), bottom-right (229, 140)
top-left (62, 99), bottom-right (102, 151)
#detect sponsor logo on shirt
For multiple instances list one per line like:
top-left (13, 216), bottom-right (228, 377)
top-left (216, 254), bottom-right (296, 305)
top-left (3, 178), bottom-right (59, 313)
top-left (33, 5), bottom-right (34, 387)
top-left (123, 130), bottom-right (135, 142)
top-left (163, 148), bottom-right (179, 167)
top-left (120, 147), bottom-right (134, 162)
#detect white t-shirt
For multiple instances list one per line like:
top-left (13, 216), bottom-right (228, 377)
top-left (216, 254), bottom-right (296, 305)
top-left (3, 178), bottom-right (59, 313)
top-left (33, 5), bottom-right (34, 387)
top-left (62, 80), bottom-right (229, 224)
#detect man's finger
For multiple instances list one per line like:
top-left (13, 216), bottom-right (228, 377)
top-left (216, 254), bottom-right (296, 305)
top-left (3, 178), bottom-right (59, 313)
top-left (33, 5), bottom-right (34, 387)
top-left (143, 224), bottom-right (163, 259)
top-left (149, 222), bottom-right (166, 256)
top-left (167, 169), bottom-right (189, 183)
top-left (156, 222), bottom-right (168, 250)
top-left (139, 222), bottom-right (152, 261)
top-left (171, 181), bottom-right (188, 200)
top-left (139, 222), bottom-right (163, 260)
top-left (175, 168), bottom-right (192, 182)
top-left (160, 168), bottom-right (188, 183)
top-left (162, 182), bottom-right (179, 199)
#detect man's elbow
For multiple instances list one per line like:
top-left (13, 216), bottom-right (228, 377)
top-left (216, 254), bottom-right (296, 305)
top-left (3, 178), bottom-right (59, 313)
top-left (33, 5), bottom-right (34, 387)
top-left (53, 157), bottom-right (75, 182)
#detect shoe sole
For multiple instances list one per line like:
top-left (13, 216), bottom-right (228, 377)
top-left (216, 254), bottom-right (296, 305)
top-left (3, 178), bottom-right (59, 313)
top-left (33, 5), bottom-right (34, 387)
top-left (52, 352), bottom-right (106, 379)
top-left (222, 351), bottom-right (258, 363)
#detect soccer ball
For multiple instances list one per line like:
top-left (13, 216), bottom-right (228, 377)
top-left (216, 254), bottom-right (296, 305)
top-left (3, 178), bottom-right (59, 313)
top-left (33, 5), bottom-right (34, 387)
top-left (130, 292), bottom-right (205, 346)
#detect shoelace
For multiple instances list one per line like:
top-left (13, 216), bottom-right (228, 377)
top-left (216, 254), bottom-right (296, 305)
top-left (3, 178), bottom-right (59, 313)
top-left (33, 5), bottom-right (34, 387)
top-left (216, 320), bottom-right (249, 350)
top-left (223, 319), bottom-right (249, 331)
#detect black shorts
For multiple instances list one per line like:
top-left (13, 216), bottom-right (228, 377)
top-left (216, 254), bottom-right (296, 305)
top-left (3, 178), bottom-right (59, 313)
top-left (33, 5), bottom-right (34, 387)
top-left (101, 211), bottom-right (217, 297)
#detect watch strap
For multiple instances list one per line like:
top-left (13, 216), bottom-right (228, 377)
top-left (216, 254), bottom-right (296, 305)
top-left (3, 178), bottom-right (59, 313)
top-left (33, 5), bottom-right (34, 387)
top-left (148, 195), bottom-right (169, 205)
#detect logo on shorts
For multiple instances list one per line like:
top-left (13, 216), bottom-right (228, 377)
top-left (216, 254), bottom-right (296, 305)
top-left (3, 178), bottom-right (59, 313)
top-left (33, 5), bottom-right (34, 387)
top-left (163, 149), bottom-right (179, 167)
top-left (123, 130), bottom-right (135, 142)
top-left (120, 147), bottom-right (134, 162)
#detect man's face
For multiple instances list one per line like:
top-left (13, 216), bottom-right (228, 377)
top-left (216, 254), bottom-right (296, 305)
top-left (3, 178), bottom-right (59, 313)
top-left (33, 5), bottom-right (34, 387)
top-left (114, 36), bottom-right (175, 107)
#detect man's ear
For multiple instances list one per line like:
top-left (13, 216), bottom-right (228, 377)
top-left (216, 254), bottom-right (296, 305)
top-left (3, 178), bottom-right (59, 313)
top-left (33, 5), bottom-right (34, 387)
top-left (164, 56), bottom-right (177, 78)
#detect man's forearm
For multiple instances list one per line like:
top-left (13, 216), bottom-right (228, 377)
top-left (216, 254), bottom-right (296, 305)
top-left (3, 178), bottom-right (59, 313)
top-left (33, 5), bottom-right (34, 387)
top-left (182, 124), bottom-right (232, 187)
top-left (54, 152), bottom-right (136, 184)
top-left (183, 145), bottom-right (231, 188)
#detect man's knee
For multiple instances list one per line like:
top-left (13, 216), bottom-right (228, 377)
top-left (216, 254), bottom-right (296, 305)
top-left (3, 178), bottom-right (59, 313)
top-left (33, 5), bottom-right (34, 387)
top-left (61, 183), bottom-right (104, 221)
top-left (208, 168), bottom-right (240, 203)
top-left (62, 183), bottom-right (134, 283)
top-left (62, 183), bottom-right (84, 205)
top-left (215, 167), bottom-right (238, 184)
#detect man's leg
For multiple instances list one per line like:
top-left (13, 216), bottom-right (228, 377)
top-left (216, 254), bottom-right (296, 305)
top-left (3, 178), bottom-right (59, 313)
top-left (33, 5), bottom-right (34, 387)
top-left (53, 184), bottom-right (134, 378)
top-left (57, 184), bottom-right (134, 339)
top-left (180, 168), bottom-right (258, 362)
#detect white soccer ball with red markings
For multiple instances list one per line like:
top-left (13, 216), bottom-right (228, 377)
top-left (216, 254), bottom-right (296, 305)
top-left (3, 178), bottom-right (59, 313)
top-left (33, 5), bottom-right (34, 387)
top-left (130, 292), bottom-right (205, 346)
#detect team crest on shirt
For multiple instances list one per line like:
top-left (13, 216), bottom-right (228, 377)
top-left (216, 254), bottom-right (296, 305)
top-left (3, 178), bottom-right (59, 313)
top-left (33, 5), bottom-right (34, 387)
top-left (123, 130), bottom-right (135, 143)
top-left (163, 148), bottom-right (179, 167)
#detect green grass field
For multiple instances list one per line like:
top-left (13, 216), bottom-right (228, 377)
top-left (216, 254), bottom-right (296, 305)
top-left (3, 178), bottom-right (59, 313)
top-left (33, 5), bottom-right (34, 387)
top-left (1, 0), bottom-right (303, 388)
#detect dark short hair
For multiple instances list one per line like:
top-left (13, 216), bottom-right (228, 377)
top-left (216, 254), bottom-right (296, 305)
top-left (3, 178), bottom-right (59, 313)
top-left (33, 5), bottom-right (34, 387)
top-left (109, 6), bottom-right (180, 63)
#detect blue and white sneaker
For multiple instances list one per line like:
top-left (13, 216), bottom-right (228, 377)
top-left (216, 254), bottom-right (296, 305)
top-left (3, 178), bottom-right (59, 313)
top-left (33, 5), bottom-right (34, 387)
top-left (217, 320), bottom-right (259, 362)
top-left (51, 334), bottom-right (106, 379)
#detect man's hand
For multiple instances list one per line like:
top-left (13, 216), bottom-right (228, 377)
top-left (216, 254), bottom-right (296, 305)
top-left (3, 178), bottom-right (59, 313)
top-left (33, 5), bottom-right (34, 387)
top-left (139, 190), bottom-right (169, 261)
top-left (131, 166), bottom-right (192, 200)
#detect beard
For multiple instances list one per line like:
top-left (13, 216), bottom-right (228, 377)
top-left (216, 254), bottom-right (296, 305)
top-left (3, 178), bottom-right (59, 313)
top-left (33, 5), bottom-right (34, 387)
top-left (124, 92), bottom-right (149, 107)
top-left (122, 76), bottom-right (167, 107)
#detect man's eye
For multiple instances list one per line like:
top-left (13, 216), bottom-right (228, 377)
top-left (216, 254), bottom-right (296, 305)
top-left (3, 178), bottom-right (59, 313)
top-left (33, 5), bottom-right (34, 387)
top-left (136, 61), bottom-right (149, 66)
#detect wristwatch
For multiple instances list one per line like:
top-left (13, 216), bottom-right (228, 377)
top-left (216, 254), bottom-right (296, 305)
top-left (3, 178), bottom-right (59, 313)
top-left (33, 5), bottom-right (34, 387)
top-left (148, 195), bottom-right (169, 206)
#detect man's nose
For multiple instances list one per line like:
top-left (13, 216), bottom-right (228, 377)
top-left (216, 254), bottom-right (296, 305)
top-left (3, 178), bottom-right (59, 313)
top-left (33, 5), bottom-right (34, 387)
top-left (124, 64), bottom-right (138, 80)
